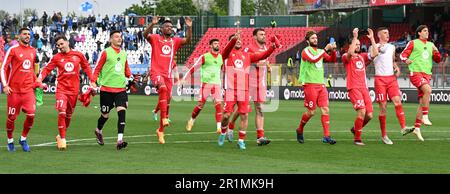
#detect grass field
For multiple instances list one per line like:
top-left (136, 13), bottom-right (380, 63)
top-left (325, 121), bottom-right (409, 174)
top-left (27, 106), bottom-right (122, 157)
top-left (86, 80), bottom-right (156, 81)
top-left (0, 94), bottom-right (449, 174)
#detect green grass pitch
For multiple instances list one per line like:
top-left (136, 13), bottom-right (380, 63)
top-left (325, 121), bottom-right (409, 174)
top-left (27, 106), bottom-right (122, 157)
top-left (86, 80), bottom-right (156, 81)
top-left (0, 94), bottom-right (449, 173)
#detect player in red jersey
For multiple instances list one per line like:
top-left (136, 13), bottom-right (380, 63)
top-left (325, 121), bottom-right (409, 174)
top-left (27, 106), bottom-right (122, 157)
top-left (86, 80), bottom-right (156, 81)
top-left (226, 28), bottom-right (274, 146)
top-left (218, 32), bottom-right (280, 149)
top-left (143, 16), bottom-right (192, 144)
top-left (342, 28), bottom-right (378, 146)
top-left (37, 35), bottom-right (95, 150)
top-left (1, 28), bottom-right (42, 152)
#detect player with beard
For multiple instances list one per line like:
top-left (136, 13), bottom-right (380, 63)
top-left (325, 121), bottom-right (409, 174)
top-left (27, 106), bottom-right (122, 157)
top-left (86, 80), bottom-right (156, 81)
top-left (37, 35), bottom-right (95, 150)
top-left (343, 28), bottom-right (378, 146)
top-left (1, 27), bottom-right (43, 152)
top-left (144, 16), bottom-right (192, 144)
top-left (296, 30), bottom-right (337, 144)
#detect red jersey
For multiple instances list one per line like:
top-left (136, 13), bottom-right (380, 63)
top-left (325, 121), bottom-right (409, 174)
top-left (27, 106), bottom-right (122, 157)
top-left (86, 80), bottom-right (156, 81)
top-left (246, 42), bottom-right (269, 88)
top-left (92, 46), bottom-right (132, 93)
top-left (342, 53), bottom-right (370, 90)
top-left (146, 34), bottom-right (182, 78)
top-left (223, 39), bottom-right (275, 91)
top-left (1, 43), bottom-right (38, 93)
top-left (39, 50), bottom-right (94, 95)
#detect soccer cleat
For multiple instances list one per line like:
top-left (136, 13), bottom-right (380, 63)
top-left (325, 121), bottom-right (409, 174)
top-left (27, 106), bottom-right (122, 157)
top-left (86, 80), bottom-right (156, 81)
top-left (422, 117), bottom-right (432, 126)
top-left (322, 136), bottom-right (336, 145)
top-left (186, 119), bottom-right (194, 132)
top-left (19, 139), bottom-right (31, 152)
top-left (152, 111), bottom-right (158, 121)
top-left (218, 134), bottom-right (226, 146)
top-left (296, 131), bottom-right (304, 144)
top-left (156, 129), bottom-right (165, 144)
top-left (227, 129), bottom-right (234, 142)
top-left (116, 140), bottom-right (128, 150)
top-left (401, 126), bottom-right (415, 136)
top-left (256, 137), bottom-right (271, 146)
top-left (7, 142), bottom-right (16, 152)
top-left (413, 128), bottom-right (425, 141)
top-left (162, 118), bottom-right (170, 127)
top-left (354, 140), bottom-right (365, 146)
top-left (381, 136), bottom-right (393, 145)
top-left (95, 129), bottom-right (104, 146)
top-left (56, 135), bottom-right (67, 150)
top-left (237, 141), bottom-right (246, 150)
top-left (350, 127), bottom-right (355, 135)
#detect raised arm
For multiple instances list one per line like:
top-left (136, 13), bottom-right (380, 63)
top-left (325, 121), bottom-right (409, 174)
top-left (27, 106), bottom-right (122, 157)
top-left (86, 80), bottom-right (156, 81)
top-left (181, 16), bottom-right (192, 45)
top-left (143, 16), bottom-right (159, 40)
top-left (367, 28), bottom-right (379, 59)
top-left (221, 36), bottom-right (238, 60)
top-left (347, 28), bottom-right (359, 61)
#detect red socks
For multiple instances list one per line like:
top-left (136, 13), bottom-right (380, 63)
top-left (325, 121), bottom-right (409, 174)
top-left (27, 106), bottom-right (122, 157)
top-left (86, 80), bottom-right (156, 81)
top-left (395, 105), bottom-right (406, 129)
top-left (238, 131), bottom-right (246, 141)
top-left (65, 114), bottom-right (72, 129)
top-left (214, 103), bottom-right (222, 122)
top-left (415, 118), bottom-right (422, 129)
top-left (58, 113), bottom-right (67, 139)
top-left (321, 115), bottom-right (330, 137)
top-left (379, 115), bottom-right (386, 137)
top-left (191, 105), bottom-right (202, 119)
top-left (21, 115), bottom-right (34, 138)
top-left (6, 118), bottom-right (14, 139)
top-left (422, 106), bottom-right (429, 116)
top-left (256, 129), bottom-right (264, 139)
top-left (297, 113), bottom-right (311, 134)
top-left (354, 117), bottom-right (364, 141)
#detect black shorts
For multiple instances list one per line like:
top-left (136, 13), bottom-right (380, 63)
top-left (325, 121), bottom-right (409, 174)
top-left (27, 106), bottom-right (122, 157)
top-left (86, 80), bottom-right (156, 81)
top-left (99, 91), bottom-right (128, 114)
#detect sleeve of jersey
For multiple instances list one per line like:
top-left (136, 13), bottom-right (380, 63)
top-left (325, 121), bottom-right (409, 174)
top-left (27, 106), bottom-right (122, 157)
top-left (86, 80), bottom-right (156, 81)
top-left (432, 50), bottom-right (442, 63)
top-left (124, 60), bottom-right (132, 78)
top-left (221, 38), bottom-right (237, 60)
top-left (1, 47), bottom-right (13, 86)
top-left (400, 41), bottom-right (414, 62)
top-left (80, 53), bottom-right (94, 81)
top-left (341, 53), bottom-right (348, 65)
top-left (146, 34), bottom-right (156, 46)
top-left (250, 45), bottom-right (274, 63)
top-left (302, 48), bottom-right (325, 63)
top-left (186, 55), bottom-right (204, 78)
top-left (323, 50), bottom-right (337, 62)
top-left (38, 55), bottom-right (57, 81)
top-left (92, 51), bottom-right (107, 82)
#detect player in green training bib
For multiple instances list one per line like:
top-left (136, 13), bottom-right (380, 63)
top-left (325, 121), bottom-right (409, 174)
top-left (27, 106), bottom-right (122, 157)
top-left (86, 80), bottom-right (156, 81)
top-left (183, 39), bottom-right (225, 134)
top-left (91, 30), bottom-right (133, 150)
top-left (296, 30), bottom-right (337, 145)
top-left (400, 25), bottom-right (442, 141)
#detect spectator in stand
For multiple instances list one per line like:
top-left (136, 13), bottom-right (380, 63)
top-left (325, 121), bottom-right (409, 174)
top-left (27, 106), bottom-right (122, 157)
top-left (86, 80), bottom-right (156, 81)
top-left (96, 40), bottom-right (103, 52)
top-left (92, 26), bottom-right (98, 39)
top-left (96, 14), bottom-right (102, 27)
top-left (42, 11), bottom-right (48, 26)
top-left (73, 16), bottom-right (78, 31)
top-left (85, 52), bottom-right (90, 64)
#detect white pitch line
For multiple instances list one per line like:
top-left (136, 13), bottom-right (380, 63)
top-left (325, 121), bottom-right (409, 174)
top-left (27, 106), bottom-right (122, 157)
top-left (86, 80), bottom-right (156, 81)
top-left (2, 130), bottom-right (449, 148)
top-left (9, 137), bottom-right (450, 148)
